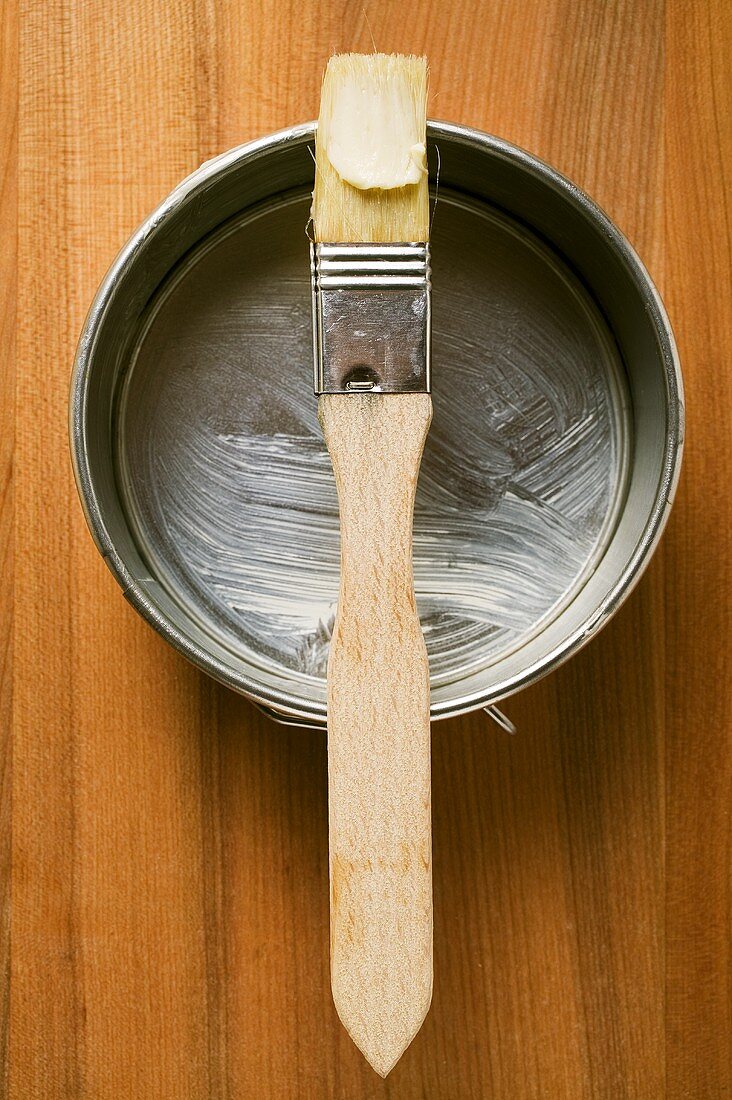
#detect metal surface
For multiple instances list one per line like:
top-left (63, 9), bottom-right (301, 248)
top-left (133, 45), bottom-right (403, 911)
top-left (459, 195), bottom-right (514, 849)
top-left (70, 122), bottom-right (684, 728)
top-left (116, 189), bottom-right (628, 692)
top-left (312, 242), bottom-right (431, 394)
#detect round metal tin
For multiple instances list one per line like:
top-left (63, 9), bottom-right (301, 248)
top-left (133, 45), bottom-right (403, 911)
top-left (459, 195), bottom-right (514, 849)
top-left (70, 122), bottom-right (684, 728)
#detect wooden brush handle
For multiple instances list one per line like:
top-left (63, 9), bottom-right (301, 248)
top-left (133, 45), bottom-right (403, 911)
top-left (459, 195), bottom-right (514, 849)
top-left (318, 392), bottom-right (433, 1078)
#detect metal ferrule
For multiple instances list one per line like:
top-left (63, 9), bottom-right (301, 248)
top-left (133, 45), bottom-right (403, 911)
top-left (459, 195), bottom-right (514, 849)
top-left (311, 242), bottom-right (431, 394)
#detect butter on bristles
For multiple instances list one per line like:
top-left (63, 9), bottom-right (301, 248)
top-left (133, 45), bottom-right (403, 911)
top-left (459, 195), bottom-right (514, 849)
top-left (312, 53), bottom-right (429, 244)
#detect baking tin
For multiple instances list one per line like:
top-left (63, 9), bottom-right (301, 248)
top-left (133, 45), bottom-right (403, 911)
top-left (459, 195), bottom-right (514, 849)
top-left (70, 121), bottom-right (684, 729)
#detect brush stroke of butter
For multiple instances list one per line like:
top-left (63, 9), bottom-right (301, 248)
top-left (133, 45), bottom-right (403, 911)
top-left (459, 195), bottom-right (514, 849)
top-left (325, 73), bottom-right (427, 190)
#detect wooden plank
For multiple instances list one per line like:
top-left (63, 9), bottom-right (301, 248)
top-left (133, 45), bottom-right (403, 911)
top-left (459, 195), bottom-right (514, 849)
top-left (0, 0), bottom-right (16, 1089)
top-left (8, 0), bottom-right (729, 1096)
top-left (665, 1), bottom-right (732, 1095)
top-left (14, 1), bottom-right (211, 1095)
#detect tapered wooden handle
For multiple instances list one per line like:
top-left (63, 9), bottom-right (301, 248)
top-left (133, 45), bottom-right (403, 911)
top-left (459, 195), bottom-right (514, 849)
top-left (318, 392), bottom-right (433, 1077)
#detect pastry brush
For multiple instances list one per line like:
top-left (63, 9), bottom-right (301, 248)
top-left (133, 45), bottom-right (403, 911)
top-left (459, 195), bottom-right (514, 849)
top-left (311, 53), bottom-right (432, 1076)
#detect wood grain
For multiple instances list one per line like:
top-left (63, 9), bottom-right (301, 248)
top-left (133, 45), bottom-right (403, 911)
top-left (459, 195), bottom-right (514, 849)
top-left (5, 0), bottom-right (730, 1096)
top-left (0, 0), bottom-right (16, 1091)
top-left (320, 394), bottom-right (432, 1077)
top-left (665, 0), bottom-right (732, 1094)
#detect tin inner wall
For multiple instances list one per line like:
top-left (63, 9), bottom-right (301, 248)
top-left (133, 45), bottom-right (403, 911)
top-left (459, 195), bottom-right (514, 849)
top-left (117, 190), bottom-right (629, 692)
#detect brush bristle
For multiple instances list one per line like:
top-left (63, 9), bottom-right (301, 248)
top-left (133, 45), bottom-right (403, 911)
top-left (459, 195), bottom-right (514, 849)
top-left (312, 53), bottom-right (429, 243)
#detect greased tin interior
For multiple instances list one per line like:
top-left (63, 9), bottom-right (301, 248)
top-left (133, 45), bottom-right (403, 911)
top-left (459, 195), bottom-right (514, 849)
top-left (70, 123), bottom-right (684, 726)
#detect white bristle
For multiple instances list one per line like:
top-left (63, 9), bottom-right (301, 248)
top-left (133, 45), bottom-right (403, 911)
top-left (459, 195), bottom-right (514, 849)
top-left (312, 53), bottom-right (429, 244)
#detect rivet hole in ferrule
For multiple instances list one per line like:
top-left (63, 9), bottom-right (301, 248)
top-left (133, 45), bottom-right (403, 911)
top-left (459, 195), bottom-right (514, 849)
top-left (311, 242), bottom-right (431, 395)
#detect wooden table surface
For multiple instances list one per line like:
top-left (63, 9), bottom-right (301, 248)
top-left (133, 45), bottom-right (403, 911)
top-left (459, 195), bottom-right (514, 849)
top-left (4, 1), bottom-right (731, 1096)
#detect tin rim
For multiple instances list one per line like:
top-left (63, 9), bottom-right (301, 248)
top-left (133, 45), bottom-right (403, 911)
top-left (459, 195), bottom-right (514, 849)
top-left (70, 121), bottom-right (684, 725)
